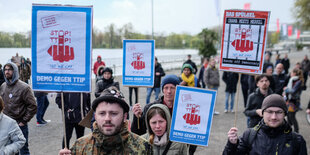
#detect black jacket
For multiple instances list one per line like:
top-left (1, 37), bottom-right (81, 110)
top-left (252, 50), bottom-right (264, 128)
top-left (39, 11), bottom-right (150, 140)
top-left (95, 78), bottom-right (119, 98)
top-left (56, 93), bottom-right (91, 123)
top-left (223, 120), bottom-right (307, 155)
top-left (244, 88), bottom-right (273, 128)
top-left (131, 96), bottom-right (172, 135)
top-left (281, 58), bottom-right (290, 74)
top-left (154, 63), bottom-right (165, 88)
top-left (272, 73), bottom-right (288, 95)
top-left (222, 72), bottom-right (239, 93)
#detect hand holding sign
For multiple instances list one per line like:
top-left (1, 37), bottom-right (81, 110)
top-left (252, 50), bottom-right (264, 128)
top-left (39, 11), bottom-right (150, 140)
top-left (48, 30), bottom-right (74, 62)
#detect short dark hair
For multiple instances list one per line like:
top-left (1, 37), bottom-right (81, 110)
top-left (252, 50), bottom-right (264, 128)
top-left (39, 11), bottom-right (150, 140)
top-left (4, 64), bottom-right (13, 69)
top-left (0, 96), bottom-right (4, 112)
top-left (255, 74), bottom-right (271, 84)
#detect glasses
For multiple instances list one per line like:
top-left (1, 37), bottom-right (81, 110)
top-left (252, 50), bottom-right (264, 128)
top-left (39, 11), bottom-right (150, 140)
top-left (4, 69), bottom-right (13, 71)
top-left (265, 110), bottom-right (284, 115)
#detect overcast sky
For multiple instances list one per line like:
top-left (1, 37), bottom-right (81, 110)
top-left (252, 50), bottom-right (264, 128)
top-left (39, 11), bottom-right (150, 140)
top-left (0, 0), bottom-right (296, 35)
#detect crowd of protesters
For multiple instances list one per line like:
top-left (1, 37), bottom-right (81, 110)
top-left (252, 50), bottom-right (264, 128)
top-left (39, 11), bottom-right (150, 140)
top-left (1, 51), bottom-right (309, 155)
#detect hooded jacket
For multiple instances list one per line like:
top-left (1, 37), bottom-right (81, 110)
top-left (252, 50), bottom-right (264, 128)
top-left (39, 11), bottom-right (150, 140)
top-left (244, 88), bottom-right (273, 128)
top-left (95, 65), bottom-right (105, 82)
top-left (223, 119), bottom-right (307, 155)
top-left (131, 96), bottom-right (167, 135)
top-left (142, 104), bottom-right (188, 155)
top-left (0, 62), bottom-right (37, 124)
top-left (0, 112), bottom-right (26, 155)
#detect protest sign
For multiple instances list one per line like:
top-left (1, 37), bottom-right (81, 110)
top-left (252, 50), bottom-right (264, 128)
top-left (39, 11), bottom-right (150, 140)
top-left (122, 40), bottom-right (155, 87)
top-left (31, 4), bottom-right (92, 92)
top-left (170, 86), bottom-right (217, 146)
top-left (220, 10), bottom-right (270, 74)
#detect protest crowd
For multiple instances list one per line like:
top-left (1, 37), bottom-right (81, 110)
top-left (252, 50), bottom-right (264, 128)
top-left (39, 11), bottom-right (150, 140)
top-left (0, 49), bottom-right (309, 155)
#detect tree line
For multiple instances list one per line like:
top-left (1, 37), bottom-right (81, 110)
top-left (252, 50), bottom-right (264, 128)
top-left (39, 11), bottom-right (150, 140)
top-left (0, 23), bottom-right (203, 49)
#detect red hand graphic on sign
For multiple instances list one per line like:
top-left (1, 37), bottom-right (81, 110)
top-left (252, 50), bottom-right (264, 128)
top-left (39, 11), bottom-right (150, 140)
top-left (131, 53), bottom-right (145, 70)
top-left (231, 29), bottom-right (253, 52)
top-left (183, 105), bottom-right (201, 125)
top-left (47, 31), bottom-right (74, 62)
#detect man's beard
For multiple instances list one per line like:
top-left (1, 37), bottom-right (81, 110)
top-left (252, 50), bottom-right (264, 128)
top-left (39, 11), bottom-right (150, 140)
top-left (99, 118), bottom-right (124, 136)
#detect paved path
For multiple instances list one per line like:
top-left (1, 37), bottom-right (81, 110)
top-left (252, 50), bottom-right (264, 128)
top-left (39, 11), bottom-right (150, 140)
top-left (28, 50), bottom-right (310, 154)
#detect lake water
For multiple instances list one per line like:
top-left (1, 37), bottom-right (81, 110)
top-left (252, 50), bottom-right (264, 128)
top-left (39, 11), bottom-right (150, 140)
top-left (0, 48), bottom-right (201, 77)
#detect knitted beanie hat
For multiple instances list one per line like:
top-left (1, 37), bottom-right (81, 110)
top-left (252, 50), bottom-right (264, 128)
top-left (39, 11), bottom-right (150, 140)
top-left (92, 86), bottom-right (129, 113)
top-left (261, 94), bottom-right (287, 115)
top-left (182, 63), bottom-right (193, 73)
top-left (161, 75), bottom-right (180, 91)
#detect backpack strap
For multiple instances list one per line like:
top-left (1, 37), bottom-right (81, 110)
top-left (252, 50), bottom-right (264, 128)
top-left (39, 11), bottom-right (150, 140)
top-left (247, 124), bottom-right (261, 149)
top-left (162, 141), bottom-right (172, 155)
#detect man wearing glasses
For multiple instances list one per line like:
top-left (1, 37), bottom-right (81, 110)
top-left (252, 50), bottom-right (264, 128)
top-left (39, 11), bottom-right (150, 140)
top-left (223, 94), bottom-right (307, 155)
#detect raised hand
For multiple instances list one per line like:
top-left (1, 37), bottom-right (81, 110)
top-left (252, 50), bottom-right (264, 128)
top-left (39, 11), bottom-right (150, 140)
top-left (48, 30), bottom-right (74, 62)
top-left (228, 127), bottom-right (238, 144)
top-left (231, 29), bottom-right (253, 52)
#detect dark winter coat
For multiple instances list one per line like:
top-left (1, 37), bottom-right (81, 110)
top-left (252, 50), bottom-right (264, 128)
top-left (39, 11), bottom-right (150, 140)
top-left (281, 58), bottom-right (290, 74)
top-left (272, 73), bottom-right (288, 95)
top-left (244, 88), bottom-right (273, 128)
top-left (301, 59), bottom-right (310, 73)
top-left (223, 120), bottom-right (307, 155)
top-left (0, 62), bottom-right (37, 125)
top-left (263, 61), bottom-right (273, 73)
top-left (154, 63), bottom-right (165, 88)
top-left (222, 72), bottom-right (239, 93)
top-left (56, 93), bottom-right (91, 123)
top-left (95, 78), bottom-right (119, 98)
top-left (247, 75), bottom-right (256, 94)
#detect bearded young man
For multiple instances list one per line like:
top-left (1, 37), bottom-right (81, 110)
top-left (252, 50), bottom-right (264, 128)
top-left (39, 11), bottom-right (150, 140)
top-left (59, 87), bottom-right (152, 155)
top-left (244, 74), bottom-right (273, 128)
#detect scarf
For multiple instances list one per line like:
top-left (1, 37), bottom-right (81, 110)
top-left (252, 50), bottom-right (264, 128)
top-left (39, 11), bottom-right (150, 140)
top-left (181, 73), bottom-right (195, 87)
top-left (287, 76), bottom-right (299, 90)
top-left (153, 132), bottom-right (168, 146)
top-left (286, 76), bottom-right (299, 99)
top-left (92, 121), bottom-right (129, 153)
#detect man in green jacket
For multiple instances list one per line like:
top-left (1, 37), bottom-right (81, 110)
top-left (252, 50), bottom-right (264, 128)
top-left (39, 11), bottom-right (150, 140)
top-left (59, 87), bottom-right (152, 155)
